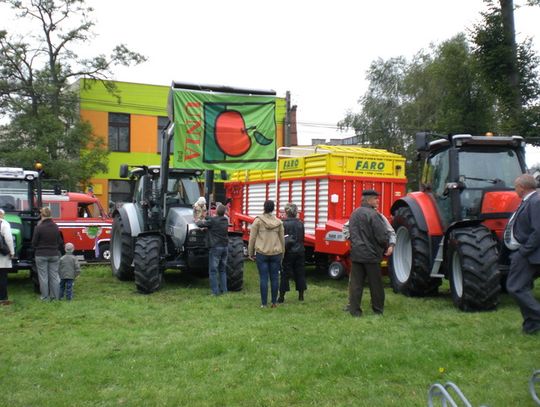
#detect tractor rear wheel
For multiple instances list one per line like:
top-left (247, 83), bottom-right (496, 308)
top-left (447, 226), bottom-right (500, 311)
top-left (226, 236), bottom-right (244, 291)
top-left (134, 235), bottom-right (163, 294)
top-left (111, 214), bottom-right (134, 281)
top-left (389, 206), bottom-right (441, 296)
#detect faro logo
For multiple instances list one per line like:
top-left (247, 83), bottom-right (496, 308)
top-left (283, 159), bottom-right (299, 169)
top-left (355, 161), bottom-right (385, 171)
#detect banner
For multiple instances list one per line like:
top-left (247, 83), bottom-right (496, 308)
top-left (172, 90), bottom-right (279, 170)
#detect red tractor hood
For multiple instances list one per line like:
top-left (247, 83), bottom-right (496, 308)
top-left (481, 190), bottom-right (521, 215)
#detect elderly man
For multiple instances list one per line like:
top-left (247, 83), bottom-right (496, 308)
top-left (348, 190), bottom-right (390, 317)
top-left (505, 174), bottom-right (540, 334)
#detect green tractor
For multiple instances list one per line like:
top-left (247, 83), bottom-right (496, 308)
top-left (0, 167), bottom-right (43, 285)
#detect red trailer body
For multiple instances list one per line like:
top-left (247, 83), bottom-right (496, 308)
top-left (225, 145), bottom-right (407, 277)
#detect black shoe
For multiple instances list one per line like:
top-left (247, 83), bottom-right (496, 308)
top-left (277, 294), bottom-right (285, 304)
top-left (523, 325), bottom-right (540, 335)
top-left (298, 291), bottom-right (304, 301)
top-left (350, 311), bottom-right (361, 318)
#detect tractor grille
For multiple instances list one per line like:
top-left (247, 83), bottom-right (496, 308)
top-left (186, 228), bottom-right (207, 248)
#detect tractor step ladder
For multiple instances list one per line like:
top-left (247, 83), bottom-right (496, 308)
top-left (430, 239), bottom-right (445, 278)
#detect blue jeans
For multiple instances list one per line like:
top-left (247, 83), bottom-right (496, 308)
top-left (209, 246), bottom-right (228, 295)
top-left (35, 256), bottom-right (60, 300)
top-left (59, 279), bottom-right (74, 300)
top-left (256, 253), bottom-right (281, 306)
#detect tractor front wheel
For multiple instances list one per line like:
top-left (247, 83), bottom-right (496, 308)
top-left (389, 206), bottom-right (441, 296)
top-left (226, 236), bottom-right (244, 291)
top-left (447, 226), bottom-right (500, 311)
top-left (134, 235), bottom-right (164, 294)
top-left (111, 214), bottom-right (134, 281)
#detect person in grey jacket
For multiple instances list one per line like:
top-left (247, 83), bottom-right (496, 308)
top-left (59, 242), bottom-right (81, 301)
top-left (348, 190), bottom-right (389, 317)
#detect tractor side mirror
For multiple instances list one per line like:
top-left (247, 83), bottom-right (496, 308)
top-left (416, 132), bottom-right (429, 152)
top-left (119, 164), bottom-right (129, 178)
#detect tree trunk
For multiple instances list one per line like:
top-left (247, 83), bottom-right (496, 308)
top-left (499, 0), bottom-right (522, 122)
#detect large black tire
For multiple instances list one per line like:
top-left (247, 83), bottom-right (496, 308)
top-left (447, 226), bottom-right (500, 311)
top-left (389, 206), bottom-right (441, 296)
top-left (133, 235), bottom-right (163, 294)
top-left (226, 236), bottom-right (244, 291)
top-left (111, 214), bottom-right (134, 281)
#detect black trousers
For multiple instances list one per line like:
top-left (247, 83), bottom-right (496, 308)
top-left (0, 269), bottom-right (8, 301)
top-left (507, 251), bottom-right (540, 332)
top-left (348, 261), bottom-right (384, 315)
top-left (280, 252), bottom-right (307, 293)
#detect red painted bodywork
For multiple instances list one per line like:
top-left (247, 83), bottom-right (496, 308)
top-left (43, 192), bottom-right (112, 259)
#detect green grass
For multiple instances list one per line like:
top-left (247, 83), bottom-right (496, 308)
top-left (1, 263), bottom-right (539, 406)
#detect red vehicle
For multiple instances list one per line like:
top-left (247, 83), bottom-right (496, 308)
top-left (225, 145), bottom-right (407, 278)
top-left (43, 191), bottom-right (112, 261)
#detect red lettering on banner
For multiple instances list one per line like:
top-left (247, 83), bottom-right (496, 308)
top-left (183, 102), bottom-right (202, 161)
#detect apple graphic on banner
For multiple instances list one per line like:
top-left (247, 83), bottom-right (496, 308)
top-left (215, 111), bottom-right (252, 157)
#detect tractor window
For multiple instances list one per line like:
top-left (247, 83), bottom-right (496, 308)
top-left (458, 148), bottom-right (522, 189)
top-left (78, 203), bottom-right (100, 218)
top-left (426, 149), bottom-right (452, 226)
top-left (167, 176), bottom-right (200, 205)
top-left (0, 180), bottom-right (30, 211)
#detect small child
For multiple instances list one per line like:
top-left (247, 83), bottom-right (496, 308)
top-left (193, 196), bottom-right (207, 221)
top-left (59, 242), bottom-right (81, 301)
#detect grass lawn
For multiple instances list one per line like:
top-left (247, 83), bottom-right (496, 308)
top-left (1, 262), bottom-right (539, 406)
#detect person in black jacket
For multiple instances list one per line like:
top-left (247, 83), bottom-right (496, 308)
top-left (348, 190), bottom-right (389, 317)
top-left (278, 203), bottom-right (307, 303)
top-left (196, 204), bottom-right (229, 295)
top-left (32, 207), bottom-right (64, 301)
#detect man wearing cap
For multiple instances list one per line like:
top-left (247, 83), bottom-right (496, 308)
top-left (348, 189), bottom-right (389, 317)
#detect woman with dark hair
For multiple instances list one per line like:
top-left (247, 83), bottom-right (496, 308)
top-left (248, 200), bottom-right (285, 308)
top-left (32, 207), bottom-right (63, 301)
top-left (279, 202), bottom-right (306, 303)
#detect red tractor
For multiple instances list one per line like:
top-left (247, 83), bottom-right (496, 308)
top-left (389, 133), bottom-right (526, 311)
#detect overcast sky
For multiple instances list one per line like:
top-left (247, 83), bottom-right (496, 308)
top-left (4, 0), bottom-right (540, 162)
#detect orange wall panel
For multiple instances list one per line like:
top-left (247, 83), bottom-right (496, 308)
top-left (131, 115), bottom-right (157, 153)
top-left (80, 110), bottom-right (108, 145)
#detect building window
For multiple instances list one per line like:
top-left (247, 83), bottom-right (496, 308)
top-left (108, 180), bottom-right (131, 212)
top-left (157, 116), bottom-right (173, 154)
top-left (109, 113), bottom-right (130, 152)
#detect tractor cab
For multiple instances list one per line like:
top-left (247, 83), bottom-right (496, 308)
top-left (418, 133), bottom-right (526, 228)
top-left (0, 167), bottom-right (42, 272)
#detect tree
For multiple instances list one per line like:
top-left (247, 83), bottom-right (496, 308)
top-left (0, 0), bottom-right (146, 190)
top-left (472, 0), bottom-right (540, 139)
top-left (338, 36), bottom-right (497, 189)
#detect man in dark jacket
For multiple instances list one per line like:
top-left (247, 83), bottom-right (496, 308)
top-left (505, 174), bottom-right (540, 334)
top-left (196, 204), bottom-right (229, 295)
top-left (348, 190), bottom-right (389, 317)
